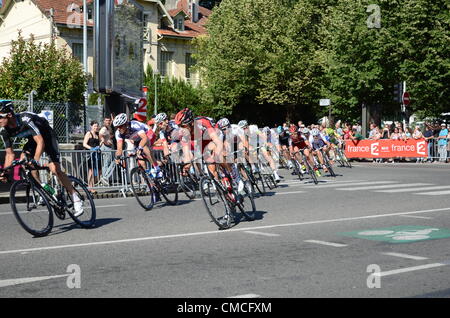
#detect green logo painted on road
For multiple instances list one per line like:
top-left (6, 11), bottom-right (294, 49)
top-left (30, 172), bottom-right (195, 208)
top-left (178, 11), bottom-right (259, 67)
top-left (340, 226), bottom-right (450, 244)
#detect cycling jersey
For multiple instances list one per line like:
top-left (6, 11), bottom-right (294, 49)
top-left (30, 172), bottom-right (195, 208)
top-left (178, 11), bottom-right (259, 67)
top-left (311, 137), bottom-right (326, 150)
top-left (279, 129), bottom-right (290, 146)
top-left (289, 133), bottom-right (308, 150)
top-left (0, 112), bottom-right (60, 162)
top-left (115, 120), bottom-right (156, 146)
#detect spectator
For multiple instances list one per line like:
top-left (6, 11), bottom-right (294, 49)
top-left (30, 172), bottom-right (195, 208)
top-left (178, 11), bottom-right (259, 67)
top-left (381, 124), bottom-right (390, 139)
top-left (413, 126), bottom-right (424, 163)
top-left (99, 116), bottom-right (115, 179)
top-left (83, 120), bottom-right (102, 194)
top-left (391, 127), bottom-right (400, 140)
top-left (438, 123), bottom-right (449, 162)
top-left (335, 120), bottom-right (344, 137)
top-left (405, 127), bottom-right (413, 139)
top-left (423, 124), bottom-right (434, 162)
top-left (447, 124), bottom-right (450, 162)
top-left (398, 126), bottom-right (407, 141)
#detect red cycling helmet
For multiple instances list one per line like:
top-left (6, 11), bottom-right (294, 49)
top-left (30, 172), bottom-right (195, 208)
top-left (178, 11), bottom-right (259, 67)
top-left (289, 124), bottom-right (298, 134)
top-left (174, 108), bottom-right (194, 126)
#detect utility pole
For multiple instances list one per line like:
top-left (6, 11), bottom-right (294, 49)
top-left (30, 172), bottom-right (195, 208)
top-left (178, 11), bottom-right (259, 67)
top-left (83, 0), bottom-right (89, 132)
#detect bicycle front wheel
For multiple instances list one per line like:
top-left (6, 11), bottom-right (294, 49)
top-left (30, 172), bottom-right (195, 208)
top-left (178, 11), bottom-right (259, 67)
top-left (130, 167), bottom-right (154, 210)
top-left (236, 181), bottom-right (256, 221)
top-left (10, 180), bottom-right (53, 237)
top-left (200, 176), bottom-right (232, 230)
top-left (65, 176), bottom-right (96, 228)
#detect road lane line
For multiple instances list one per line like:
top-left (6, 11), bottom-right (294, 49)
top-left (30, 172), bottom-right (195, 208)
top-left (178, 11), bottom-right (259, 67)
top-left (228, 294), bottom-right (260, 298)
top-left (244, 231), bottom-right (280, 237)
top-left (374, 263), bottom-right (447, 277)
top-left (1, 206), bottom-right (450, 256)
top-left (416, 190), bottom-right (450, 196)
top-left (382, 252), bottom-right (429, 261)
top-left (376, 185), bottom-right (450, 193)
top-left (304, 240), bottom-right (347, 247)
top-left (399, 215), bottom-right (433, 220)
top-left (305, 181), bottom-right (397, 188)
top-left (0, 274), bottom-right (69, 288)
top-left (337, 183), bottom-right (430, 191)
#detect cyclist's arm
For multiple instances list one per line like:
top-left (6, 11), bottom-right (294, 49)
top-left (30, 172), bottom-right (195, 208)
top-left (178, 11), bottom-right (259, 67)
top-left (32, 134), bottom-right (45, 162)
top-left (137, 131), bottom-right (155, 165)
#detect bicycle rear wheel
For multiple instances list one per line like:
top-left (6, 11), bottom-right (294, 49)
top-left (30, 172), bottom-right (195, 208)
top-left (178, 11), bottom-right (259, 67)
top-left (10, 180), bottom-right (53, 237)
top-left (236, 181), bottom-right (256, 221)
top-left (130, 167), bottom-right (154, 210)
top-left (156, 175), bottom-right (179, 205)
top-left (305, 160), bottom-right (319, 184)
top-left (200, 176), bottom-right (232, 230)
top-left (177, 165), bottom-right (198, 199)
top-left (65, 176), bottom-right (96, 228)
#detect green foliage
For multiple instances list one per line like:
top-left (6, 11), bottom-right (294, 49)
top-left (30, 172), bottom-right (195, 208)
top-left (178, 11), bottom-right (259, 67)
top-left (194, 0), bottom-right (450, 124)
top-left (0, 33), bottom-right (86, 105)
top-left (143, 64), bottom-right (218, 119)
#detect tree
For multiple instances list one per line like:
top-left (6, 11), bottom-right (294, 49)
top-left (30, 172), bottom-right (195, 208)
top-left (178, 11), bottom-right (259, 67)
top-left (0, 34), bottom-right (86, 105)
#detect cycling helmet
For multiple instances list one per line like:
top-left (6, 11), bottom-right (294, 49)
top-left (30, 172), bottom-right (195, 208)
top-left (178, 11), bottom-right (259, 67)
top-left (277, 126), bottom-right (283, 134)
top-left (301, 128), bottom-right (310, 134)
top-left (113, 113), bottom-right (128, 127)
top-left (289, 124), bottom-right (298, 134)
top-left (249, 125), bottom-right (259, 134)
top-left (0, 100), bottom-right (14, 114)
top-left (262, 126), bottom-right (271, 133)
top-left (155, 112), bottom-right (168, 124)
top-left (311, 128), bottom-right (320, 136)
top-left (174, 108), bottom-right (194, 125)
top-left (217, 118), bottom-right (231, 130)
top-left (237, 120), bottom-right (248, 129)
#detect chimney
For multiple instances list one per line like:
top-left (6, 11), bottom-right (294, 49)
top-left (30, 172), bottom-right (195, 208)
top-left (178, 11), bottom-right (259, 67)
top-left (191, 0), bottom-right (199, 23)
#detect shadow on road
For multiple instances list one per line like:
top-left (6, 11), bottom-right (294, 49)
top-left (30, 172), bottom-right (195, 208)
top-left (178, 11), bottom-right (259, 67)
top-left (46, 218), bottom-right (121, 237)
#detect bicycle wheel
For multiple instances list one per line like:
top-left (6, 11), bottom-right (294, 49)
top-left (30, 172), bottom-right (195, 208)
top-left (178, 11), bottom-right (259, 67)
top-left (10, 180), bottom-right (53, 237)
top-left (130, 167), bottom-right (154, 210)
top-left (177, 165), bottom-right (198, 199)
top-left (323, 153), bottom-right (336, 177)
top-left (200, 176), bottom-right (232, 230)
top-left (236, 181), bottom-right (256, 221)
top-left (252, 170), bottom-right (266, 195)
top-left (64, 176), bottom-right (97, 228)
top-left (156, 174), bottom-right (179, 205)
top-left (305, 160), bottom-right (319, 184)
top-left (291, 159), bottom-right (303, 181)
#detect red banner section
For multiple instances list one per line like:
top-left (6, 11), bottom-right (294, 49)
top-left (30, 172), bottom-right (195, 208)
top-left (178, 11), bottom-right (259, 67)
top-left (345, 139), bottom-right (428, 158)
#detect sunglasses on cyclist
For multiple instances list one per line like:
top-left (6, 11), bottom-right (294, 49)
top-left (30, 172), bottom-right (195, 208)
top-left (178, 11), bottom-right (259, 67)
top-left (0, 113), bottom-right (9, 118)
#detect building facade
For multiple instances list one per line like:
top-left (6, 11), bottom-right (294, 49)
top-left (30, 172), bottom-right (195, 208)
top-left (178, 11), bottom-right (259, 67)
top-left (0, 0), bottom-right (209, 87)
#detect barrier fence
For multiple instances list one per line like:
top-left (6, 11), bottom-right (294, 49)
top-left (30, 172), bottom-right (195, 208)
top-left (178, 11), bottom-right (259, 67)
top-left (0, 137), bottom-right (449, 194)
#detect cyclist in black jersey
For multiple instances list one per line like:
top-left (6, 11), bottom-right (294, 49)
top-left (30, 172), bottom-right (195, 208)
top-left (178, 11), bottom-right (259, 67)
top-left (0, 100), bottom-right (84, 216)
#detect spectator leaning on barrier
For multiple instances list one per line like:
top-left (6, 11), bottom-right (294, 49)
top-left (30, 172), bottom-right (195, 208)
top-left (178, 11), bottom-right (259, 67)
top-left (423, 124), bottom-right (434, 162)
top-left (438, 123), bottom-right (448, 162)
top-left (413, 126), bottom-right (424, 163)
top-left (83, 120), bottom-right (102, 194)
top-left (99, 116), bottom-right (115, 175)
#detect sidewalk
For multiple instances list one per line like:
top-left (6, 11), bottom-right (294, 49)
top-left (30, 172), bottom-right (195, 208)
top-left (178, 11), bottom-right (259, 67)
top-left (0, 182), bottom-right (129, 205)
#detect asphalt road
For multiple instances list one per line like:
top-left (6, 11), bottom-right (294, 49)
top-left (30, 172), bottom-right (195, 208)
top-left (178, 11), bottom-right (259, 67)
top-left (1, 162), bottom-right (450, 299)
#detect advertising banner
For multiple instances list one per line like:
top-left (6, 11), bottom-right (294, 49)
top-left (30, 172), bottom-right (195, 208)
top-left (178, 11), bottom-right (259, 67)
top-left (345, 139), bottom-right (428, 158)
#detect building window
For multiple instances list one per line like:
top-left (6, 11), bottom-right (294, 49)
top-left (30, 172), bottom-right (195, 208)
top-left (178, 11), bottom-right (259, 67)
top-left (159, 51), bottom-right (173, 77)
top-left (72, 43), bottom-right (83, 63)
top-left (174, 17), bottom-right (184, 31)
top-left (185, 53), bottom-right (196, 79)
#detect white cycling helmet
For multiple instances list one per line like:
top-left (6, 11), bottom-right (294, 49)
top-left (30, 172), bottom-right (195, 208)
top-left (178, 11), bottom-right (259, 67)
top-left (155, 112), bottom-right (168, 124)
top-left (113, 113), bottom-right (128, 127)
top-left (238, 120), bottom-right (248, 128)
top-left (262, 126), bottom-right (271, 133)
top-left (311, 128), bottom-right (320, 136)
top-left (249, 125), bottom-right (259, 134)
top-left (301, 128), bottom-right (310, 134)
top-left (217, 118), bottom-right (231, 130)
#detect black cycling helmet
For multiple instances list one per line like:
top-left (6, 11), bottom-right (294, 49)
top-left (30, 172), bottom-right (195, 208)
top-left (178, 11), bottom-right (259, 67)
top-left (0, 100), bottom-right (14, 114)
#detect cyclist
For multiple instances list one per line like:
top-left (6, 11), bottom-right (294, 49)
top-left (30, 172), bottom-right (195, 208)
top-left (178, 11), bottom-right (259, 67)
top-left (288, 124), bottom-right (317, 176)
top-left (113, 113), bottom-right (160, 176)
top-left (0, 100), bottom-right (84, 216)
top-left (310, 128), bottom-right (330, 173)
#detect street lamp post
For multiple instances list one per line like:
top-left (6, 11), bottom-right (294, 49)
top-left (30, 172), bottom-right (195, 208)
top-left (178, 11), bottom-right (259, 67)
top-left (153, 70), bottom-right (159, 115)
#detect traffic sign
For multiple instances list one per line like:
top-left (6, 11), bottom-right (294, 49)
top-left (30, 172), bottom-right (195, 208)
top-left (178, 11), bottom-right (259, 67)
top-left (320, 99), bottom-right (331, 106)
top-left (402, 92), bottom-right (410, 106)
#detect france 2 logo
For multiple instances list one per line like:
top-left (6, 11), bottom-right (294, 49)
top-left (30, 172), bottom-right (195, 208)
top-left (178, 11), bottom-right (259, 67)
top-left (370, 142), bottom-right (380, 156)
top-left (416, 140), bottom-right (426, 156)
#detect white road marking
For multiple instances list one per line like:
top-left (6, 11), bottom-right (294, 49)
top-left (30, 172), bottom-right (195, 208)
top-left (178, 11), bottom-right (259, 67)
top-left (228, 294), bottom-right (260, 298)
top-left (0, 274), bottom-right (69, 288)
top-left (373, 263), bottom-right (448, 278)
top-left (376, 185), bottom-right (450, 193)
top-left (382, 252), bottom-right (429, 261)
top-left (399, 215), bottom-right (433, 220)
top-left (305, 181), bottom-right (397, 188)
top-left (244, 231), bottom-right (280, 237)
top-left (273, 190), bottom-right (306, 196)
top-left (304, 240), bottom-right (347, 247)
top-left (337, 183), bottom-right (430, 191)
top-left (1, 206), bottom-right (450, 256)
top-left (416, 190), bottom-right (450, 196)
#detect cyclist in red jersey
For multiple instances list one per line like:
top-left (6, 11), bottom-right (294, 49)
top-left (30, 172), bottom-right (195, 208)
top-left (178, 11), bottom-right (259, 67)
top-left (174, 108), bottom-right (223, 177)
top-left (288, 124), bottom-right (315, 171)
